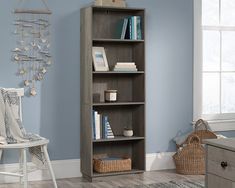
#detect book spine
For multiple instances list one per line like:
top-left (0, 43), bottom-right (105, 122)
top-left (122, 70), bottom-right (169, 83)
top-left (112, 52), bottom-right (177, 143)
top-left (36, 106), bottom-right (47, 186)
top-left (95, 112), bottom-right (101, 140)
top-left (116, 62), bottom-right (136, 65)
top-left (92, 110), bottom-right (96, 140)
top-left (121, 19), bottom-right (128, 40)
top-left (134, 16), bottom-right (137, 40)
top-left (131, 17), bottom-right (135, 40)
top-left (137, 16), bottom-right (142, 40)
top-left (100, 114), bottom-right (103, 139)
top-left (129, 17), bottom-right (132, 40)
top-left (102, 116), bottom-right (108, 139)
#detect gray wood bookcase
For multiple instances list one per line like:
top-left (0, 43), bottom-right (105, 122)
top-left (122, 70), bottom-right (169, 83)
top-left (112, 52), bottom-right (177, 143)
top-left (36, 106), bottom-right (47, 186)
top-left (80, 6), bottom-right (146, 181)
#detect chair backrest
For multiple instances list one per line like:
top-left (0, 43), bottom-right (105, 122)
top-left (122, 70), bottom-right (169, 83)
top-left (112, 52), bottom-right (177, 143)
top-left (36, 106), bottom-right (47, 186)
top-left (1, 88), bottom-right (24, 121)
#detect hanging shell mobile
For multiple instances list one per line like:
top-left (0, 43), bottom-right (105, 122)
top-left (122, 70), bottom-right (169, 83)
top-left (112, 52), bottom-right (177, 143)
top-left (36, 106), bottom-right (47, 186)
top-left (12, 0), bottom-right (52, 96)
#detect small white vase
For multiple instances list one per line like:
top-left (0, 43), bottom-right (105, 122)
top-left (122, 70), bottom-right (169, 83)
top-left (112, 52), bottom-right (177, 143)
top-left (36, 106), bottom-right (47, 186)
top-left (123, 129), bottom-right (133, 137)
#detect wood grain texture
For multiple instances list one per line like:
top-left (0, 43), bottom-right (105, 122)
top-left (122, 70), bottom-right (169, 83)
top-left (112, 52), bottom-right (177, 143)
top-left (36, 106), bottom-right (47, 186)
top-left (206, 140), bottom-right (235, 187)
top-left (205, 138), bottom-right (235, 152)
top-left (81, 6), bottom-right (145, 180)
top-left (0, 170), bottom-right (204, 188)
top-left (80, 7), bottom-right (93, 177)
top-left (207, 173), bottom-right (235, 188)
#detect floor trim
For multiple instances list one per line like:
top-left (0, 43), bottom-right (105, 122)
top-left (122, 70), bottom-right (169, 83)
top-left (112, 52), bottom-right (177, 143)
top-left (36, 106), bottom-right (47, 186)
top-left (0, 152), bottom-right (175, 184)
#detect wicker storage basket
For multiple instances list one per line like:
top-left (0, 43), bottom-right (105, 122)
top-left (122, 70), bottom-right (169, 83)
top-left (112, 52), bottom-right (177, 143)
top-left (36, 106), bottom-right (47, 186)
top-left (93, 154), bottom-right (131, 173)
top-left (177, 119), bottom-right (217, 149)
top-left (173, 135), bottom-right (205, 175)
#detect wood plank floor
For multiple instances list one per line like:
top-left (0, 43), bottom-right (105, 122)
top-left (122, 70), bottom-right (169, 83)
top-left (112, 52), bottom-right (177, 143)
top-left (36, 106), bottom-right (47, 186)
top-left (0, 170), bottom-right (204, 188)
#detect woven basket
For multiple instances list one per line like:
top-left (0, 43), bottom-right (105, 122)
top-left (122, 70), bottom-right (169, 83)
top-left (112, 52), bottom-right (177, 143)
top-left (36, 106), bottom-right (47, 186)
top-left (177, 119), bottom-right (217, 148)
top-left (93, 154), bottom-right (131, 173)
top-left (173, 135), bottom-right (205, 175)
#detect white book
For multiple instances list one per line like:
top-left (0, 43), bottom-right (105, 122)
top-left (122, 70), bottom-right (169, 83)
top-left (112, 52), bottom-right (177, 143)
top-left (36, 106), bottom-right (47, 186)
top-left (114, 68), bottom-right (138, 72)
top-left (134, 16), bottom-right (137, 40)
top-left (115, 65), bottom-right (136, 68)
top-left (116, 62), bottom-right (136, 66)
top-left (95, 112), bottom-right (101, 140)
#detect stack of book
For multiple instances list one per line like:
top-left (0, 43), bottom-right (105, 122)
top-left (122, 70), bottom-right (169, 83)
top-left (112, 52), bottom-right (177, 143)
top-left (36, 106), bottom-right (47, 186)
top-left (92, 111), bottom-right (114, 140)
top-left (117, 16), bottom-right (142, 40)
top-left (113, 62), bottom-right (137, 72)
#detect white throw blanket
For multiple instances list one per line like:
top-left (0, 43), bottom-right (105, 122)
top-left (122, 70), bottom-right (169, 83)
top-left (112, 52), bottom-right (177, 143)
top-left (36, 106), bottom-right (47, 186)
top-left (0, 89), bottom-right (46, 167)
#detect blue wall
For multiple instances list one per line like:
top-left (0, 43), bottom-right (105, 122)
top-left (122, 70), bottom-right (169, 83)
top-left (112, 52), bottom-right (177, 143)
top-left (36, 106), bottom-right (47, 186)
top-left (0, 0), bottom-right (194, 162)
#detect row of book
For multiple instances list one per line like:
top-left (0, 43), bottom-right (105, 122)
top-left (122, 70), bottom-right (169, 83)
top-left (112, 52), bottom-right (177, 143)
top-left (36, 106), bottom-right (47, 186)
top-left (113, 62), bottom-right (138, 72)
top-left (92, 111), bottom-right (114, 140)
top-left (117, 16), bottom-right (142, 40)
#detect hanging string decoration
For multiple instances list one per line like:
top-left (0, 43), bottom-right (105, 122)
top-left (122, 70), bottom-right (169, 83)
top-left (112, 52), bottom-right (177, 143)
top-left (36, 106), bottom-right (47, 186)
top-left (12, 0), bottom-right (52, 96)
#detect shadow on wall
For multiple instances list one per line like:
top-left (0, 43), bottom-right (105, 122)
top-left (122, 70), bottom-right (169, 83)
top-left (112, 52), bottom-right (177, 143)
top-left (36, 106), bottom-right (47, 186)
top-left (40, 10), bottom-right (81, 161)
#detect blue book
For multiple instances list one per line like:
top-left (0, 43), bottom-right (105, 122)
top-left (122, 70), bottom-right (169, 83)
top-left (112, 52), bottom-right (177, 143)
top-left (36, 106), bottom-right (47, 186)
top-left (102, 116), bottom-right (108, 139)
top-left (92, 110), bottom-right (96, 139)
top-left (129, 17), bottom-right (132, 40)
top-left (136, 16), bottom-right (142, 40)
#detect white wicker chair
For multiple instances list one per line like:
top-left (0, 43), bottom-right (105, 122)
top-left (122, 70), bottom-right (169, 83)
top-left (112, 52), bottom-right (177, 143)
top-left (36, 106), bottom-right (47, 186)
top-left (0, 88), bottom-right (57, 188)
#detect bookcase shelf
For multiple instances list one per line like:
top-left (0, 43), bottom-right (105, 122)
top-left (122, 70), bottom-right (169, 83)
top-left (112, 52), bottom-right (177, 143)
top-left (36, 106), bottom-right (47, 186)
top-left (93, 136), bottom-right (145, 143)
top-left (93, 71), bottom-right (145, 74)
top-left (81, 6), bottom-right (145, 181)
top-left (93, 102), bottom-right (145, 106)
top-left (93, 39), bottom-right (145, 43)
top-left (93, 169), bottom-right (144, 178)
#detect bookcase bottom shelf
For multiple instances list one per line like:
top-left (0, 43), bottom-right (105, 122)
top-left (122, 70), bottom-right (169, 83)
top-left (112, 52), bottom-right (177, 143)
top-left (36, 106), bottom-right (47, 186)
top-left (93, 169), bottom-right (144, 178)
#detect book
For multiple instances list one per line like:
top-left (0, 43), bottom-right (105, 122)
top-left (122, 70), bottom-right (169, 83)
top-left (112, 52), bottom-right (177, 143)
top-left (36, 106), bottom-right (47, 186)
top-left (95, 111), bottom-right (101, 140)
top-left (115, 65), bottom-right (137, 68)
top-left (114, 68), bottom-right (138, 72)
top-left (136, 16), bottom-right (142, 40)
top-left (121, 18), bottom-right (128, 39)
top-left (133, 16), bottom-right (137, 40)
top-left (116, 62), bottom-right (136, 66)
top-left (102, 116), bottom-right (108, 139)
top-left (129, 17), bottom-right (132, 40)
top-left (92, 110), bottom-right (96, 139)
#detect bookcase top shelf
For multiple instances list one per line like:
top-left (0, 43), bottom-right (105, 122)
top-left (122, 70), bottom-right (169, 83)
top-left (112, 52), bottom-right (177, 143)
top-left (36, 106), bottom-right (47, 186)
top-left (93, 136), bottom-right (145, 143)
top-left (92, 6), bottom-right (145, 12)
top-left (93, 102), bottom-right (145, 106)
top-left (93, 71), bottom-right (145, 74)
top-left (93, 39), bottom-right (145, 43)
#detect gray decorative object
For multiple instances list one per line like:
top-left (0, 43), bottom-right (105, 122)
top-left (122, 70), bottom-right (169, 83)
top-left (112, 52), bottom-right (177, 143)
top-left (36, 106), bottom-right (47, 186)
top-left (12, 0), bottom-right (52, 96)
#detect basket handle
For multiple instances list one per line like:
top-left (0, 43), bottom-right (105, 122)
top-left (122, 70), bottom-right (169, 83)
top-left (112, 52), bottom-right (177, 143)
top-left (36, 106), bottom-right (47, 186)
top-left (194, 119), bottom-right (208, 131)
top-left (188, 135), bottom-right (201, 145)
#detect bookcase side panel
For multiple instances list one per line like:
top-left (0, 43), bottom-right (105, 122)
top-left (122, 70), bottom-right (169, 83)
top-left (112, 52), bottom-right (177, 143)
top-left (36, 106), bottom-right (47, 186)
top-left (80, 7), bottom-right (93, 177)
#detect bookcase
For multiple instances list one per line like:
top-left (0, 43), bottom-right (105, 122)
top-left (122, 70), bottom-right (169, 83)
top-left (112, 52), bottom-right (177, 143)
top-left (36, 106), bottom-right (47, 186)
top-left (80, 6), bottom-right (145, 181)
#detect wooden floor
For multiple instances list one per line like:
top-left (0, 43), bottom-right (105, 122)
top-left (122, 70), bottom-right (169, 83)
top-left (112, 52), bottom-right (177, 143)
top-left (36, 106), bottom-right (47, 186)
top-left (0, 170), bottom-right (204, 188)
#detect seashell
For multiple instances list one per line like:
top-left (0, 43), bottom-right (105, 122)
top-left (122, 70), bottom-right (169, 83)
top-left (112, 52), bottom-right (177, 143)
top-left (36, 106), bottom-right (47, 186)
top-left (31, 42), bottom-right (37, 47)
top-left (40, 38), bottom-right (47, 43)
top-left (12, 48), bottom-right (22, 52)
top-left (14, 55), bottom-right (20, 61)
top-left (19, 69), bottom-right (27, 75)
top-left (24, 80), bottom-right (30, 87)
top-left (24, 46), bottom-right (29, 51)
top-left (36, 73), bottom-right (43, 81)
top-left (30, 88), bottom-right (37, 96)
top-left (41, 67), bottom-right (47, 74)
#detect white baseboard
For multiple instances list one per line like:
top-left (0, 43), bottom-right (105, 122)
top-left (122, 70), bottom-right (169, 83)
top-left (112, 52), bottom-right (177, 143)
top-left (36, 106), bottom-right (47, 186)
top-left (146, 152), bottom-right (175, 171)
top-left (0, 159), bottom-right (81, 184)
top-left (0, 152), bottom-right (175, 184)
